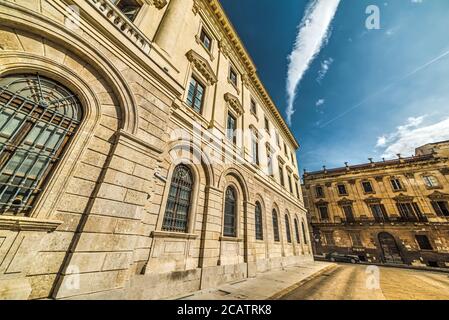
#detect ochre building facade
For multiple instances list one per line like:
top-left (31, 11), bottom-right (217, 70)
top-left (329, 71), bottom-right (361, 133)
top-left (303, 141), bottom-right (449, 268)
top-left (0, 0), bottom-right (312, 299)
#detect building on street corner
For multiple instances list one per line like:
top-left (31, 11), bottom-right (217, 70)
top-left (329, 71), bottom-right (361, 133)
top-left (0, 0), bottom-right (312, 300)
top-left (303, 141), bottom-right (449, 268)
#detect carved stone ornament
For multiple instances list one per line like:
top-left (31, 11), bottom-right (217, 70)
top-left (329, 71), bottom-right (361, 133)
top-left (186, 50), bottom-right (217, 85)
top-left (337, 197), bottom-right (354, 206)
top-left (224, 93), bottom-right (244, 116)
top-left (393, 193), bottom-right (414, 203)
top-left (364, 196), bottom-right (382, 204)
top-left (428, 191), bottom-right (449, 201)
top-left (153, 0), bottom-right (167, 9)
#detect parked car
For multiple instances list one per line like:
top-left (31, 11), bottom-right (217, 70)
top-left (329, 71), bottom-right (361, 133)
top-left (325, 252), bottom-right (361, 264)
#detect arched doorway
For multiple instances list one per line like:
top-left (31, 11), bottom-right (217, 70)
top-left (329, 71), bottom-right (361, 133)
top-left (378, 232), bottom-right (404, 264)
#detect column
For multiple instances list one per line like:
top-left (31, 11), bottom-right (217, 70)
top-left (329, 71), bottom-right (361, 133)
top-left (153, 0), bottom-right (191, 56)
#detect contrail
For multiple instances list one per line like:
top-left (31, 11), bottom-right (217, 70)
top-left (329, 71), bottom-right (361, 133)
top-left (286, 0), bottom-right (341, 125)
top-left (319, 48), bottom-right (449, 128)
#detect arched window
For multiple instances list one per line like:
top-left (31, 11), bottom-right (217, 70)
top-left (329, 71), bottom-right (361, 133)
top-left (285, 214), bottom-right (292, 243)
top-left (294, 218), bottom-right (301, 243)
top-left (0, 74), bottom-right (82, 216)
top-left (272, 210), bottom-right (280, 242)
top-left (302, 221), bottom-right (308, 244)
top-left (223, 186), bottom-right (237, 237)
top-left (255, 201), bottom-right (263, 240)
top-left (162, 164), bottom-right (194, 233)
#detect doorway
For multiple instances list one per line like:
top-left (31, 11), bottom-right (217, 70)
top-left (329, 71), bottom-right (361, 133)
top-left (378, 232), bottom-right (404, 264)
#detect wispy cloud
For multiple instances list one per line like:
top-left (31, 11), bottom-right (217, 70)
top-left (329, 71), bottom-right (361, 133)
top-left (317, 58), bottom-right (334, 83)
top-left (376, 116), bottom-right (449, 158)
top-left (286, 0), bottom-right (341, 125)
top-left (316, 99), bottom-right (325, 106)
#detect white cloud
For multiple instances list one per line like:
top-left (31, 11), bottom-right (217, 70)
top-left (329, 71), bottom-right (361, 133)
top-left (317, 58), bottom-right (334, 83)
top-left (286, 0), bottom-right (341, 125)
top-left (316, 99), bottom-right (325, 107)
top-left (376, 116), bottom-right (449, 158)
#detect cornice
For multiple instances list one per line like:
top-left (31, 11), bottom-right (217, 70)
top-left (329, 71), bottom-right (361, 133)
top-left (201, 0), bottom-right (300, 150)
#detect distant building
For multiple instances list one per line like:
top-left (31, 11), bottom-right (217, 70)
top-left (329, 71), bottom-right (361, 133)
top-left (303, 141), bottom-right (449, 268)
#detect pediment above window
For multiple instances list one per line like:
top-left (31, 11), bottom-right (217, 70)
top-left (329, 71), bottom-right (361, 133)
top-left (363, 196), bottom-right (382, 204)
top-left (186, 50), bottom-right (217, 85)
top-left (393, 193), bottom-right (414, 203)
top-left (337, 198), bottom-right (354, 206)
top-left (315, 199), bottom-right (329, 206)
top-left (428, 191), bottom-right (449, 201)
top-left (224, 92), bottom-right (244, 116)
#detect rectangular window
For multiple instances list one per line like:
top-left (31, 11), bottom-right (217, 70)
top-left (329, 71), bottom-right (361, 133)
top-left (226, 113), bottom-right (237, 144)
top-left (391, 178), bottom-right (404, 191)
top-left (315, 186), bottom-right (324, 198)
top-left (423, 176), bottom-right (439, 188)
top-left (350, 233), bottom-right (362, 247)
top-left (288, 175), bottom-right (293, 194)
top-left (370, 204), bottom-right (389, 222)
top-left (342, 205), bottom-right (355, 222)
top-left (229, 66), bottom-right (238, 87)
top-left (199, 28), bottom-right (212, 51)
top-left (431, 201), bottom-right (449, 217)
top-left (295, 182), bottom-right (300, 199)
top-left (276, 132), bottom-right (280, 147)
top-left (112, 0), bottom-right (142, 22)
top-left (264, 116), bottom-right (270, 133)
top-left (318, 205), bottom-right (329, 220)
top-left (416, 235), bottom-right (433, 251)
top-left (251, 134), bottom-right (259, 166)
top-left (284, 143), bottom-right (288, 157)
top-left (397, 202), bottom-right (421, 222)
top-left (337, 184), bottom-right (348, 196)
top-left (362, 181), bottom-right (374, 193)
top-left (250, 98), bottom-right (257, 115)
top-left (279, 165), bottom-right (285, 187)
top-left (266, 146), bottom-right (273, 176)
top-left (186, 77), bottom-right (205, 113)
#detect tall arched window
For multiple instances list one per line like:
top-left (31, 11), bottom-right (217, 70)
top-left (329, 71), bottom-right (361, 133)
top-left (302, 221), bottom-right (308, 244)
top-left (223, 186), bottom-right (237, 237)
top-left (162, 164), bottom-right (194, 233)
top-left (272, 210), bottom-right (280, 242)
top-left (294, 218), bottom-right (301, 243)
top-left (0, 74), bottom-right (82, 216)
top-left (285, 215), bottom-right (292, 243)
top-left (255, 201), bottom-right (263, 240)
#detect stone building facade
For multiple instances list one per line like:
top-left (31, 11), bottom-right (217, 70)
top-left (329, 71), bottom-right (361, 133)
top-left (0, 0), bottom-right (312, 300)
top-left (303, 141), bottom-right (449, 268)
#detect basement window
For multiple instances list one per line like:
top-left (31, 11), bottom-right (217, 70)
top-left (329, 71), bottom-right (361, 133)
top-left (112, 0), bottom-right (142, 22)
top-left (415, 235), bottom-right (433, 251)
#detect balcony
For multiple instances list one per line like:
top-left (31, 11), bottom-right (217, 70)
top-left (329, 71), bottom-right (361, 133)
top-left (88, 0), bottom-right (152, 55)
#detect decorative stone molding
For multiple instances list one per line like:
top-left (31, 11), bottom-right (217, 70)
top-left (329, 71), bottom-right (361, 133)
top-left (151, 231), bottom-right (198, 240)
top-left (337, 198), bottom-right (354, 206)
top-left (186, 50), bottom-right (217, 85)
top-left (440, 168), bottom-right (449, 175)
top-left (325, 182), bottom-right (332, 187)
top-left (405, 172), bottom-right (415, 179)
top-left (393, 193), bottom-right (414, 203)
top-left (88, 0), bottom-right (152, 55)
top-left (428, 191), bottom-right (449, 201)
top-left (364, 196), bottom-right (382, 204)
top-left (374, 176), bottom-right (384, 182)
top-left (315, 199), bottom-right (329, 206)
top-left (153, 0), bottom-right (168, 9)
top-left (0, 216), bottom-right (62, 232)
top-left (224, 93), bottom-right (244, 117)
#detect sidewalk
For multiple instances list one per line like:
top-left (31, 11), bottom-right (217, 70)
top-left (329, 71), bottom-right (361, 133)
top-left (176, 261), bottom-right (335, 300)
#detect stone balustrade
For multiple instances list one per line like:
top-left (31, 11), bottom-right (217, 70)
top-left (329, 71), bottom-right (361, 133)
top-left (88, 0), bottom-right (152, 55)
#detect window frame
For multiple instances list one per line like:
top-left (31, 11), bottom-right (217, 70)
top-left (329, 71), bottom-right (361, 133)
top-left (255, 202), bottom-right (264, 241)
top-left (223, 186), bottom-right (238, 237)
top-left (199, 28), bottom-right (213, 52)
top-left (362, 181), bottom-right (374, 194)
top-left (285, 214), bottom-right (292, 243)
top-left (186, 76), bottom-right (206, 114)
top-left (229, 65), bottom-right (238, 88)
top-left (112, 0), bottom-right (143, 22)
top-left (272, 210), bottom-right (280, 242)
top-left (337, 184), bottom-right (348, 196)
top-left (226, 112), bottom-right (237, 145)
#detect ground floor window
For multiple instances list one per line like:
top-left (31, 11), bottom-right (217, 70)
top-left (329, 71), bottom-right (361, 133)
top-left (415, 235), bottom-right (433, 251)
top-left (323, 232), bottom-right (335, 246)
top-left (349, 233), bottom-right (363, 247)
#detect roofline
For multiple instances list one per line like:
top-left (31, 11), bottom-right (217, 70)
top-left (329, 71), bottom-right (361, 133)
top-left (205, 0), bottom-right (300, 150)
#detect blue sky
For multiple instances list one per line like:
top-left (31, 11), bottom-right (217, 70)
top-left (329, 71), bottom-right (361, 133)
top-left (221, 0), bottom-right (449, 173)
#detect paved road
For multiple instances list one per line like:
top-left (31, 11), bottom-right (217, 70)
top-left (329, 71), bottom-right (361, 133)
top-left (281, 264), bottom-right (449, 300)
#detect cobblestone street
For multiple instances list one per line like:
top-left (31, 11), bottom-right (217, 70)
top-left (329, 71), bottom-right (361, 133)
top-left (281, 264), bottom-right (449, 300)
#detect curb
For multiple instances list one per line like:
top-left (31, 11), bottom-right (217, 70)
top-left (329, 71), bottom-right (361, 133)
top-left (267, 263), bottom-right (338, 300)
